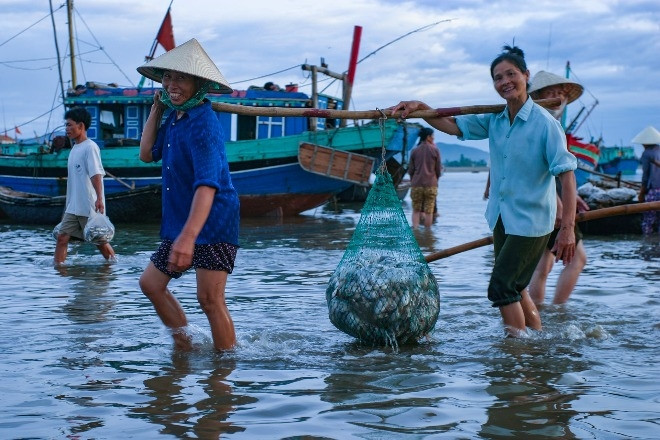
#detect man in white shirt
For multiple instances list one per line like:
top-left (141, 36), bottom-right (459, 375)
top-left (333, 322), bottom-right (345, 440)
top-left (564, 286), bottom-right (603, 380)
top-left (54, 106), bottom-right (115, 264)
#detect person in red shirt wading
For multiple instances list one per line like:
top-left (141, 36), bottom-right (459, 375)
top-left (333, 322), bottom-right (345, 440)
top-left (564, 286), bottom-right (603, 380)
top-left (408, 127), bottom-right (442, 229)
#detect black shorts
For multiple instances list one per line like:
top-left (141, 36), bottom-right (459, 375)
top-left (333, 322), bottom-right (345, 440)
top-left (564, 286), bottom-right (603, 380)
top-left (546, 224), bottom-right (583, 253)
top-left (488, 217), bottom-right (550, 307)
top-left (150, 239), bottom-right (239, 279)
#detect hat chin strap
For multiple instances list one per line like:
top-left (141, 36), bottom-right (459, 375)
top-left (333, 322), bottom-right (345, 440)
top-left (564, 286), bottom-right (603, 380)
top-left (548, 99), bottom-right (567, 120)
top-left (161, 81), bottom-right (212, 111)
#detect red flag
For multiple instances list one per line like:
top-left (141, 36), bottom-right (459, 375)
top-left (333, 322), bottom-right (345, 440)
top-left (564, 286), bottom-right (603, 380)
top-left (14, 125), bottom-right (21, 135)
top-left (156, 9), bottom-right (175, 51)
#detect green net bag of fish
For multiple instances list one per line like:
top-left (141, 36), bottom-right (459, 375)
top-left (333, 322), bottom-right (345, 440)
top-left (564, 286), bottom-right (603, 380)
top-left (326, 169), bottom-right (439, 346)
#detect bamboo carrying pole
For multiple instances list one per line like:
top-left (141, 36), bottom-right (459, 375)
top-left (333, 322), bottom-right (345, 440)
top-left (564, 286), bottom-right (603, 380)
top-left (424, 201), bottom-right (660, 263)
top-left (210, 98), bottom-right (561, 119)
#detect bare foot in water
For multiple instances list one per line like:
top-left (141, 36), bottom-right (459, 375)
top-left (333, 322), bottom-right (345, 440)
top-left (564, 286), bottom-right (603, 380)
top-left (171, 327), bottom-right (193, 351)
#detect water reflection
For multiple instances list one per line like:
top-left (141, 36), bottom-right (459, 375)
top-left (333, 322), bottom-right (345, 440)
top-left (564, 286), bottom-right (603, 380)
top-left (479, 340), bottom-right (589, 439)
top-left (133, 354), bottom-right (250, 437)
top-left (413, 228), bottom-right (439, 254)
top-left (239, 215), bottom-right (356, 251)
top-left (56, 262), bottom-right (116, 324)
top-left (319, 345), bottom-right (458, 436)
top-left (1, 172), bottom-right (657, 439)
top-left (638, 236), bottom-right (660, 262)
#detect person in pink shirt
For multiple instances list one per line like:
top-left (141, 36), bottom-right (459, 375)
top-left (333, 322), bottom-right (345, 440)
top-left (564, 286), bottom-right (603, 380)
top-left (408, 127), bottom-right (442, 229)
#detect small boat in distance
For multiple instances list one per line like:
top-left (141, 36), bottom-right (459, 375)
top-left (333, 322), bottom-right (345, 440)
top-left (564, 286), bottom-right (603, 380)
top-left (597, 145), bottom-right (640, 176)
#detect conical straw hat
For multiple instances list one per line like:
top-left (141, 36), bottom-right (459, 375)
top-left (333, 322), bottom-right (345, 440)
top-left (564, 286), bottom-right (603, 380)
top-left (631, 125), bottom-right (660, 144)
top-left (137, 38), bottom-right (232, 93)
top-left (528, 70), bottom-right (583, 104)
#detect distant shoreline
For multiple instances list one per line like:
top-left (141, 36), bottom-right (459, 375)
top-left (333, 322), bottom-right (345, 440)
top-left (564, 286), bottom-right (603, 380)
top-left (444, 166), bottom-right (489, 173)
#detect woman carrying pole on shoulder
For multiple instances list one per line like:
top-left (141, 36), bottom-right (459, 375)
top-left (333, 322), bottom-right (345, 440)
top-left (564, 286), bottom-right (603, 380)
top-left (137, 39), bottom-right (240, 351)
top-left (390, 45), bottom-right (578, 337)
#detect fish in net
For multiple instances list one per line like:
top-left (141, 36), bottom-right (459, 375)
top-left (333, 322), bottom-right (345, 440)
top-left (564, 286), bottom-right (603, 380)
top-left (83, 211), bottom-right (115, 244)
top-left (326, 169), bottom-right (440, 346)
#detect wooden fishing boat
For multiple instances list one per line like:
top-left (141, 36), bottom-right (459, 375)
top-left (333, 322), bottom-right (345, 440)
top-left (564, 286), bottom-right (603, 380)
top-left (0, 185), bottom-right (162, 224)
top-left (578, 209), bottom-right (642, 235)
top-left (333, 157), bottom-right (411, 203)
top-left (0, 100), bottom-right (419, 218)
top-left (0, 141), bottom-right (383, 222)
top-left (0, 2), bottom-right (420, 218)
top-left (577, 179), bottom-right (644, 235)
top-left (567, 134), bottom-right (600, 187)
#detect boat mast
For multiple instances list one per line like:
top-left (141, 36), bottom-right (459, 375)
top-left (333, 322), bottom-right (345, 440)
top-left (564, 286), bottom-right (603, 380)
top-left (67, 0), bottom-right (77, 89)
top-left (564, 60), bottom-right (599, 135)
top-left (300, 27), bottom-right (362, 132)
top-left (49, 0), bottom-right (66, 103)
top-left (301, 63), bottom-right (345, 132)
top-left (561, 60), bottom-right (570, 129)
top-left (341, 26), bottom-right (362, 128)
top-left (137, 0), bottom-right (174, 89)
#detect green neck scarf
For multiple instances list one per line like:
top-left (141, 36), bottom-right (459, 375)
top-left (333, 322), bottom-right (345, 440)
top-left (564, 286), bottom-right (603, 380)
top-left (160, 81), bottom-right (212, 111)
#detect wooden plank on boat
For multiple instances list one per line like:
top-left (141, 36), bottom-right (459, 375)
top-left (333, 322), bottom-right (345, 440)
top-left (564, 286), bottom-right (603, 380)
top-left (298, 143), bottom-right (374, 185)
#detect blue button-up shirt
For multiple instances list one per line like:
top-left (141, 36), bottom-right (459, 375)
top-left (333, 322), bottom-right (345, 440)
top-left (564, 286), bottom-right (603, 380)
top-left (456, 97), bottom-right (576, 237)
top-left (153, 100), bottom-right (240, 245)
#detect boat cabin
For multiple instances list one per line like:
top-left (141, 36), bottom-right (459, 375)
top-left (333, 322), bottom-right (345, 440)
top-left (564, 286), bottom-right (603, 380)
top-left (64, 82), bottom-right (344, 148)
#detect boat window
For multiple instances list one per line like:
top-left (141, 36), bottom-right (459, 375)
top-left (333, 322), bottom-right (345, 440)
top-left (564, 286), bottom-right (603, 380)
top-left (99, 105), bottom-right (125, 139)
top-left (142, 105), bottom-right (170, 129)
top-left (257, 116), bottom-right (284, 139)
top-left (236, 115), bottom-right (256, 141)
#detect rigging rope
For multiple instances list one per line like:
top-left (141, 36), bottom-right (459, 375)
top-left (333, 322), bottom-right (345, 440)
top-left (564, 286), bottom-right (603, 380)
top-left (0, 3), bottom-right (65, 48)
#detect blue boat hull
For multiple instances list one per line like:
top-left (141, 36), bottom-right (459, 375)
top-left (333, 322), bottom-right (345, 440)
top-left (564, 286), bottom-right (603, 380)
top-left (0, 174), bottom-right (161, 196)
top-left (598, 158), bottom-right (639, 176)
top-left (0, 121), bottom-right (420, 218)
top-left (0, 184), bottom-right (162, 224)
top-left (232, 162), bottom-right (354, 217)
top-left (0, 162), bottom-right (353, 221)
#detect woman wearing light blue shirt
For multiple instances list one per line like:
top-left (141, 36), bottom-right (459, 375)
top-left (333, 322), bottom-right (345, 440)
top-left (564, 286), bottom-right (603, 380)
top-left (391, 45), bottom-right (577, 337)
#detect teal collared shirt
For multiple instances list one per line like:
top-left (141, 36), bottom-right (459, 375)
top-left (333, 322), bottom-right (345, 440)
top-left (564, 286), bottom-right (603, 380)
top-left (456, 97), bottom-right (576, 237)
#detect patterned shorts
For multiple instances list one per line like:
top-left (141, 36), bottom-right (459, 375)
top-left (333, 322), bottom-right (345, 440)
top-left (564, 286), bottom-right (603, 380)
top-left (642, 188), bottom-right (660, 234)
top-left (410, 186), bottom-right (438, 214)
top-left (150, 239), bottom-right (239, 279)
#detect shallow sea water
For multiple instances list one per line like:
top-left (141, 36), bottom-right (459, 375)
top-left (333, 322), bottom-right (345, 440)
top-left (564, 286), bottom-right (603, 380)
top-left (1, 171), bottom-right (658, 439)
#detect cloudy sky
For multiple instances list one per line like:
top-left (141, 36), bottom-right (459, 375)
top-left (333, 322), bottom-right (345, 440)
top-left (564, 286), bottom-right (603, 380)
top-left (2, 0), bottom-right (659, 153)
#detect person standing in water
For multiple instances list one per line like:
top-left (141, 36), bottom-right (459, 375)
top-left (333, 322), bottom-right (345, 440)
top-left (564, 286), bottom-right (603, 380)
top-left (54, 106), bottom-right (115, 265)
top-left (408, 127), bottom-right (442, 229)
top-left (525, 70), bottom-right (590, 305)
top-left (632, 125), bottom-right (660, 234)
top-left (390, 45), bottom-right (577, 337)
top-left (137, 39), bottom-right (240, 351)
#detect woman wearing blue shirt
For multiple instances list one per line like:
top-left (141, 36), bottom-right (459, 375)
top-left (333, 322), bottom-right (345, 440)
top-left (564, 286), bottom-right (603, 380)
top-left (391, 46), bottom-right (577, 337)
top-left (137, 39), bottom-right (240, 351)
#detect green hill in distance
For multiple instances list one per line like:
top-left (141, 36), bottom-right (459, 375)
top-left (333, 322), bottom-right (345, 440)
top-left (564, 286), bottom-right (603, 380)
top-left (436, 142), bottom-right (489, 168)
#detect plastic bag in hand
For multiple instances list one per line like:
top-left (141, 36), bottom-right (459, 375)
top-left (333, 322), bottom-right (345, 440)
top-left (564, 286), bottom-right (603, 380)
top-left (84, 211), bottom-right (115, 244)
